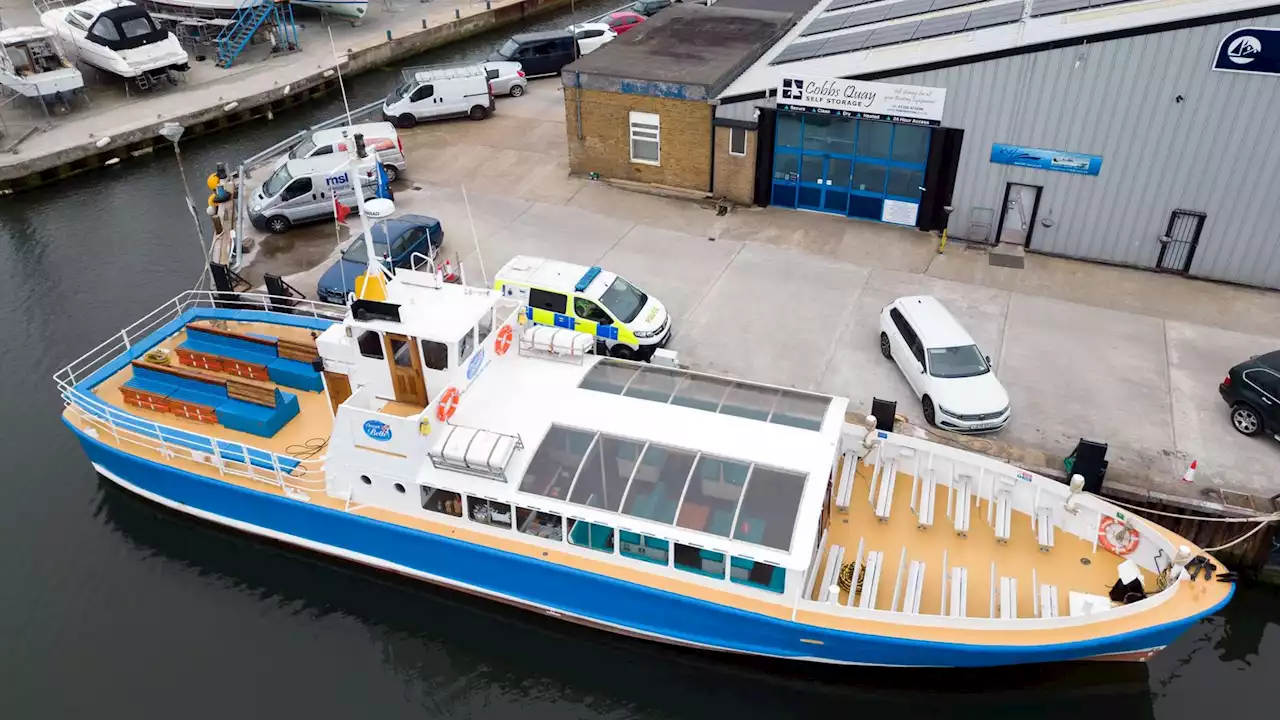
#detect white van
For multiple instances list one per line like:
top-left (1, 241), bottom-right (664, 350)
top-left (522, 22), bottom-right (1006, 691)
top-left (276, 122), bottom-right (407, 181)
top-left (494, 256), bottom-right (671, 361)
top-left (382, 65), bottom-right (494, 129)
top-left (249, 156), bottom-right (378, 234)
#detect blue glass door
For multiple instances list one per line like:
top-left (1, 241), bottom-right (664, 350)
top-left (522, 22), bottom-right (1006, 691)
top-left (823, 157), bottom-right (852, 214)
top-left (797, 155), bottom-right (826, 211)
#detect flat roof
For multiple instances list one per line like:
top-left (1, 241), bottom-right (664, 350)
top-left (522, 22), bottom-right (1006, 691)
top-left (720, 0), bottom-right (1280, 99)
top-left (563, 3), bottom-right (800, 97)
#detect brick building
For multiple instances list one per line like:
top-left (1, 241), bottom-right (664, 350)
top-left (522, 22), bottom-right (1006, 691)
top-left (560, 3), bottom-right (800, 202)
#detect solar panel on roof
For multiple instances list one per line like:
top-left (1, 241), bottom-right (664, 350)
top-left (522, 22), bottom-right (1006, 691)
top-left (929, 0), bottom-right (977, 11)
top-left (911, 12), bottom-right (970, 39)
top-left (801, 14), bottom-right (851, 36)
top-left (1030, 0), bottom-right (1090, 16)
top-left (964, 1), bottom-right (1023, 30)
top-left (885, 0), bottom-right (934, 21)
top-left (771, 39), bottom-right (825, 64)
top-left (817, 29), bottom-right (873, 54)
top-left (864, 19), bottom-right (922, 48)
top-left (825, 0), bottom-right (880, 12)
top-left (840, 5), bottom-right (893, 28)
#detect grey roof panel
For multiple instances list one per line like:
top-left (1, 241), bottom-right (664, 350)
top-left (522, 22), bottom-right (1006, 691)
top-left (911, 12), bottom-right (971, 39)
top-left (885, 0), bottom-right (935, 21)
top-left (1030, 0), bottom-right (1091, 16)
top-left (816, 29), bottom-right (873, 55)
top-left (929, 0), bottom-right (978, 10)
top-left (771, 38), bottom-right (825, 64)
top-left (964, 1), bottom-right (1024, 30)
top-left (801, 14), bottom-right (852, 36)
top-left (841, 5), bottom-right (893, 28)
top-left (825, 0), bottom-right (880, 11)
top-left (864, 19), bottom-right (922, 48)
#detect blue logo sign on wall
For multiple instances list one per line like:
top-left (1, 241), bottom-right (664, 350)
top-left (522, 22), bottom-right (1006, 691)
top-left (1213, 27), bottom-right (1280, 75)
top-left (466, 349), bottom-right (485, 381)
top-left (362, 419), bottom-right (393, 442)
top-left (990, 144), bottom-right (1103, 176)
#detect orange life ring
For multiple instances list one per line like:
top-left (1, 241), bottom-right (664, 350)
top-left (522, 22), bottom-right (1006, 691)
top-left (494, 325), bottom-right (514, 356)
top-left (1098, 516), bottom-right (1140, 555)
top-left (437, 387), bottom-right (461, 422)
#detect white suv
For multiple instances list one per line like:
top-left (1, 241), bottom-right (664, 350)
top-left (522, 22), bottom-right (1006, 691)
top-left (878, 296), bottom-right (1010, 433)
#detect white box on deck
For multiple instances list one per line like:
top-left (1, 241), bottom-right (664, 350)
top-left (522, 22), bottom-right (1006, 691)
top-left (650, 348), bottom-right (679, 368)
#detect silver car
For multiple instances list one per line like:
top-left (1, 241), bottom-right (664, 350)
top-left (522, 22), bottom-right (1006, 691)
top-left (483, 60), bottom-right (528, 97)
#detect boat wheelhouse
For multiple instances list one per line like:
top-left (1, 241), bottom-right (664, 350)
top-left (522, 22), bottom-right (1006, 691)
top-left (56, 270), bottom-right (1233, 668)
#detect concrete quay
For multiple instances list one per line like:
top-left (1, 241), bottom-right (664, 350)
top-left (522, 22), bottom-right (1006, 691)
top-left (233, 80), bottom-right (1280, 524)
top-left (0, 0), bottom-right (577, 192)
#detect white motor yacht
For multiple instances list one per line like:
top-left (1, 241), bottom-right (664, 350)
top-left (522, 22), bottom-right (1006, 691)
top-left (0, 26), bottom-right (84, 99)
top-left (39, 0), bottom-right (189, 81)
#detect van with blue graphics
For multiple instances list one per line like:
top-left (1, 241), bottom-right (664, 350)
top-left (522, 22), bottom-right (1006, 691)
top-left (494, 256), bottom-right (671, 360)
top-left (249, 156), bottom-right (378, 234)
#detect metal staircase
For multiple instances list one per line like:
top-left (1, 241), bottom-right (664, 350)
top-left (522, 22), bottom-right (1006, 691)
top-left (215, 0), bottom-right (299, 69)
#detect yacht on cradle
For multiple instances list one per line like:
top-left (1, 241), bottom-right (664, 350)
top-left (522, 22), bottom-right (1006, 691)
top-left (55, 150), bottom-right (1232, 670)
top-left (139, 0), bottom-right (368, 22)
top-left (38, 0), bottom-right (188, 84)
top-left (0, 26), bottom-right (84, 102)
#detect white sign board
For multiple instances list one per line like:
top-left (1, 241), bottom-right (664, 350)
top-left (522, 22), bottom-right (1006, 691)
top-left (777, 75), bottom-right (946, 126)
top-left (881, 199), bottom-right (919, 226)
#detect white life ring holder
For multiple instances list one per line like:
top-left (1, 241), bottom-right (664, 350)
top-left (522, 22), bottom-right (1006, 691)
top-left (1098, 516), bottom-right (1140, 555)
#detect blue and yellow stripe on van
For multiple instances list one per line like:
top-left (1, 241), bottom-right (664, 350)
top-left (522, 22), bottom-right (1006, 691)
top-left (523, 307), bottom-right (636, 344)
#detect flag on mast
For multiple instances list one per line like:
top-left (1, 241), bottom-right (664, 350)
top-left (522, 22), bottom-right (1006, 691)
top-left (333, 197), bottom-right (352, 224)
top-left (374, 159), bottom-right (392, 200)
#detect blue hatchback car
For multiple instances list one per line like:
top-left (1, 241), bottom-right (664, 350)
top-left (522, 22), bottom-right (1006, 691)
top-left (316, 214), bottom-right (443, 304)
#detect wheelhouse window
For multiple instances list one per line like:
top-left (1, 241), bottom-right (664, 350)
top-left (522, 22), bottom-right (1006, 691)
top-left (357, 330), bottom-right (383, 359)
top-left (568, 519), bottom-right (614, 553)
top-left (516, 507), bottom-right (563, 541)
top-left (421, 339), bottom-right (448, 371)
top-left (458, 327), bottom-right (475, 364)
top-left (477, 309), bottom-right (494, 346)
top-left (468, 496), bottom-right (512, 529)
top-left (629, 111), bottom-right (660, 165)
top-left (421, 485), bottom-right (462, 516)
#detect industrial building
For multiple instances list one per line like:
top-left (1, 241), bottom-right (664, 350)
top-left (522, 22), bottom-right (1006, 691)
top-left (713, 0), bottom-right (1280, 288)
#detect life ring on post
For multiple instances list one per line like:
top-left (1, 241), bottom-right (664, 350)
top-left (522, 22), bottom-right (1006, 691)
top-left (437, 387), bottom-right (461, 423)
top-left (1098, 516), bottom-right (1140, 556)
top-left (494, 325), bottom-right (514, 356)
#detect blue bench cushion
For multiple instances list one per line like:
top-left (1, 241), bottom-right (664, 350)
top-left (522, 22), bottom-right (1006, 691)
top-left (186, 327), bottom-right (278, 362)
top-left (123, 376), bottom-right (176, 398)
top-left (132, 365), bottom-right (227, 404)
top-left (267, 357), bottom-right (323, 392)
top-left (182, 336), bottom-right (276, 366)
top-left (216, 390), bottom-right (299, 438)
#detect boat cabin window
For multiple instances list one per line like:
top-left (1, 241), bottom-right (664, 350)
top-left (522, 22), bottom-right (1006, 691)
top-left (729, 557), bottom-right (785, 594)
top-left (520, 426), bottom-right (595, 500)
top-left (568, 519), bottom-right (614, 554)
top-left (571, 434), bottom-right (644, 512)
top-left (90, 18), bottom-right (119, 41)
top-left (516, 507), bottom-right (563, 541)
top-left (674, 543), bottom-right (725, 579)
top-left (477, 308), bottom-right (494, 346)
top-left (620, 443), bottom-right (695, 524)
top-left (66, 13), bottom-right (89, 31)
top-left (421, 485), bottom-right (462, 516)
top-left (420, 339), bottom-right (448, 371)
top-left (357, 330), bottom-right (383, 359)
top-left (458, 327), bottom-right (475, 364)
top-left (676, 455), bottom-right (749, 538)
top-left (731, 466), bottom-right (805, 551)
top-left (467, 496), bottom-right (512, 529)
top-left (619, 531), bottom-right (669, 566)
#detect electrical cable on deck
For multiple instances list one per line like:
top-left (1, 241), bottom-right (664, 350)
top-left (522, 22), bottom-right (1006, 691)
top-left (286, 437), bottom-right (328, 460)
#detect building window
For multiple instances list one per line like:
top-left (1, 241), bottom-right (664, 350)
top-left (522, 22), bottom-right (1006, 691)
top-left (629, 111), bottom-right (660, 166)
top-left (467, 496), bottom-right (512, 529)
top-left (421, 339), bottom-right (448, 371)
top-left (516, 506), bottom-right (563, 541)
top-left (421, 485), bottom-right (462, 516)
top-left (729, 127), bottom-right (747, 157)
top-left (357, 330), bottom-right (383, 359)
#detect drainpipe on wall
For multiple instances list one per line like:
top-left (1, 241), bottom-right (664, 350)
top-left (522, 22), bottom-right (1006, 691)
top-left (575, 71), bottom-right (584, 141)
top-left (707, 106), bottom-right (716, 195)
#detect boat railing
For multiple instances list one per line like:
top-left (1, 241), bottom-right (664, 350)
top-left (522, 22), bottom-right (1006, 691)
top-left (54, 290), bottom-right (347, 494)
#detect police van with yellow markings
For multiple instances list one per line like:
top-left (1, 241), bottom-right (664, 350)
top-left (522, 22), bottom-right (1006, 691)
top-left (494, 256), bottom-right (671, 360)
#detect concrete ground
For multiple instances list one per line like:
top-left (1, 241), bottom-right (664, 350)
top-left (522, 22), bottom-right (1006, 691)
top-left (244, 79), bottom-right (1280, 501)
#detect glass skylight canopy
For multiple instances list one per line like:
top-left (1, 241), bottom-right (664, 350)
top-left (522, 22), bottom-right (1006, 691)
top-left (519, 425), bottom-right (808, 552)
top-left (579, 360), bottom-right (832, 432)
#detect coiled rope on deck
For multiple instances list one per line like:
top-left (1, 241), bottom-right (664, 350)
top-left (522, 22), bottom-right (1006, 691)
top-left (837, 561), bottom-right (866, 595)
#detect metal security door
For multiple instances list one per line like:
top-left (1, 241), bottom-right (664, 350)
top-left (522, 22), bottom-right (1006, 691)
top-left (1157, 210), bottom-right (1206, 274)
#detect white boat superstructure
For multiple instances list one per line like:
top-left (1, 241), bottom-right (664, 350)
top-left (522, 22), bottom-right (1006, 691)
top-left (141, 0), bottom-right (368, 21)
top-left (0, 26), bottom-right (83, 99)
top-left (38, 0), bottom-right (189, 81)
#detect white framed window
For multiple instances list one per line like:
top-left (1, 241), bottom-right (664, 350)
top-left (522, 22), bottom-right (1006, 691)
top-left (629, 111), bottom-right (660, 166)
top-left (729, 126), bottom-right (747, 156)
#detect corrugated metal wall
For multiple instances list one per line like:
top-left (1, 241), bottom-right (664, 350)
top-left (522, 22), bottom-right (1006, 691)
top-left (884, 13), bottom-right (1280, 289)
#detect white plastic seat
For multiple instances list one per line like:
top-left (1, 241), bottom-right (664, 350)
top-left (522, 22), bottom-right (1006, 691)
top-left (999, 576), bottom-right (1018, 619)
top-left (994, 480), bottom-right (1014, 543)
top-left (954, 473), bottom-right (973, 536)
top-left (835, 450), bottom-right (855, 512)
top-left (1040, 584), bottom-right (1060, 618)
top-left (948, 566), bottom-right (968, 617)
top-left (902, 560), bottom-right (926, 614)
top-left (874, 459), bottom-right (897, 523)
top-left (818, 544), bottom-right (845, 603)
top-left (1036, 506), bottom-right (1055, 551)
top-left (859, 551), bottom-right (884, 610)
top-left (917, 468), bottom-right (936, 529)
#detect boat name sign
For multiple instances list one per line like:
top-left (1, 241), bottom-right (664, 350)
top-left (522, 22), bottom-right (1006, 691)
top-left (363, 419), bottom-right (393, 442)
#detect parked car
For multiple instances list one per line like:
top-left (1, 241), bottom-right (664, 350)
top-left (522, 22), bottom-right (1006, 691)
top-left (277, 121), bottom-right (406, 181)
top-left (630, 0), bottom-right (673, 16)
top-left (482, 60), bottom-right (527, 96)
top-left (606, 11), bottom-right (646, 34)
top-left (566, 22), bottom-right (617, 55)
top-left (488, 31), bottom-right (576, 77)
top-left (1219, 351), bottom-right (1280, 439)
top-left (878, 296), bottom-right (1010, 433)
top-left (316, 215), bottom-right (444, 305)
top-left (382, 64), bottom-right (494, 128)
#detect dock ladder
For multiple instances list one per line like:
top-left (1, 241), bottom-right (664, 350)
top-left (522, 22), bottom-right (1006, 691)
top-left (215, 0), bottom-right (299, 69)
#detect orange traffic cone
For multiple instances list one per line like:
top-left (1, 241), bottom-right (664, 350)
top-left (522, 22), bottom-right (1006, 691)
top-left (1180, 460), bottom-right (1197, 483)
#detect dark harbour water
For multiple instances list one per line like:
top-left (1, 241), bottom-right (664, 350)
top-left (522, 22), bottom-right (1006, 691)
top-left (2, 3), bottom-right (1279, 717)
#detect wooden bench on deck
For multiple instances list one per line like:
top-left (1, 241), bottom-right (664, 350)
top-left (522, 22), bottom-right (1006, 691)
top-left (121, 360), bottom-right (300, 438)
top-left (179, 322), bottom-right (323, 392)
